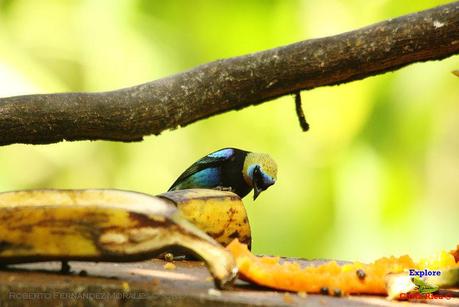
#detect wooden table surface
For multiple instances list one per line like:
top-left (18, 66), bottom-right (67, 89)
top-left (0, 259), bottom-right (457, 306)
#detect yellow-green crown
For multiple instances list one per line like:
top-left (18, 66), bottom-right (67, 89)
top-left (243, 152), bottom-right (277, 186)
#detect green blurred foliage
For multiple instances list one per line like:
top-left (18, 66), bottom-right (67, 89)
top-left (0, 0), bottom-right (457, 262)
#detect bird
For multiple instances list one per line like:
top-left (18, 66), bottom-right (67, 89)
top-left (168, 148), bottom-right (277, 200)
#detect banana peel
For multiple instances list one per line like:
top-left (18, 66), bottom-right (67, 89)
top-left (160, 189), bottom-right (251, 248)
top-left (0, 189), bottom-right (243, 289)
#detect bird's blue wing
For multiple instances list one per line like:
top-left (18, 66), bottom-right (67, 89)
top-left (168, 148), bottom-right (235, 190)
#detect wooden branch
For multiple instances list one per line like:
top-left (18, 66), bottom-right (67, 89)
top-left (1, 2), bottom-right (458, 146)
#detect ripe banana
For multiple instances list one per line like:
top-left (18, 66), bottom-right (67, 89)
top-left (160, 189), bottom-right (251, 248)
top-left (0, 189), bottom-right (240, 288)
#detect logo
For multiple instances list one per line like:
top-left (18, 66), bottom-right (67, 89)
top-left (411, 276), bottom-right (438, 294)
top-left (400, 292), bottom-right (452, 300)
top-left (399, 270), bottom-right (452, 300)
top-left (409, 269), bottom-right (441, 278)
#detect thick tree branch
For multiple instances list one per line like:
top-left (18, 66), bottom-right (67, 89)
top-left (1, 2), bottom-right (458, 145)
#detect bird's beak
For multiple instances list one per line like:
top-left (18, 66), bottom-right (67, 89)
top-left (253, 184), bottom-right (262, 200)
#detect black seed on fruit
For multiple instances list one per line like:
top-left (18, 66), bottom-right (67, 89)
top-left (356, 269), bottom-right (366, 280)
top-left (333, 288), bottom-right (342, 297)
top-left (320, 287), bottom-right (329, 295)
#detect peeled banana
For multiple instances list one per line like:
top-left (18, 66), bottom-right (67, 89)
top-left (0, 189), bottom-right (243, 289)
top-left (160, 189), bottom-right (251, 248)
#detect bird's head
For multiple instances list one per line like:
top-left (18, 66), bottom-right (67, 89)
top-left (243, 152), bottom-right (277, 200)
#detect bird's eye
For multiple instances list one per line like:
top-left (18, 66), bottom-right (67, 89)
top-left (253, 165), bottom-right (261, 176)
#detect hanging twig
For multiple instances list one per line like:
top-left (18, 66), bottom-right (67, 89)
top-left (294, 92), bottom-right (309, 132)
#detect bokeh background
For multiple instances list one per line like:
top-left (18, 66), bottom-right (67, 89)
top-left (0, 0), bottom-right (457, 262)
